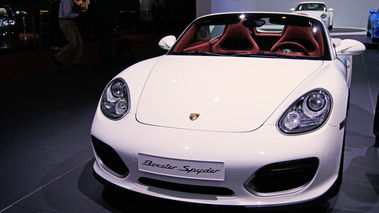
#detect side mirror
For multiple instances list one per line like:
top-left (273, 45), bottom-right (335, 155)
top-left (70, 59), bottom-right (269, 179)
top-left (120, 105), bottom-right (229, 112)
top-left (332, 38), bottom-right (341, 47)
top-left (335, 39), bottom-right (365, 56)
top-left (328, 8), bottom-right (334, 12)
top-left (369, 9), bottom-right (377, 14)
top-left (159, 35), bottom-right (176, 51)
top-left (290, 8), bottom-right (295, 12)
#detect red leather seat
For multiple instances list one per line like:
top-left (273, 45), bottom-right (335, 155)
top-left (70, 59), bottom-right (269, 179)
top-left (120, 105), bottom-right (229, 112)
top-left (270, 25), bottom-right (321, 57)
top-left (212, 22), bottom-right (259, 54)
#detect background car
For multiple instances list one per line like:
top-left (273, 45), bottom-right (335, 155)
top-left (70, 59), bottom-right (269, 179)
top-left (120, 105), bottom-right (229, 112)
top-left (0, 5), bottom-right (19, 39)
top-left (291, 1), bottom-right (334, 29)
top-left (374, 93), bottom-right (379, 146)
top-left (367, 8), bottom-right (379, 41)
top-left (91, 12), bottom-right (365, 208)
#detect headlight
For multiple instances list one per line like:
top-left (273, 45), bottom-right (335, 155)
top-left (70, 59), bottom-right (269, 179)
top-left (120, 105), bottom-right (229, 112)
top-left (278, 90), bottom-right (331, 134)
top-left (320, 14), bottom-right (327, 19)
top-left (100, 78), bottom-right (130, 120)
top-left (3, 20), bottom-right (15, 26)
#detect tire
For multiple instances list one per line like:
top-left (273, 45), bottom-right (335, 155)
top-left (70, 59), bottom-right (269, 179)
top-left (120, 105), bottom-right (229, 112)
top-left (370, 30), bottom-right (378, 42)
top-left (367, 20), bottom-right (371, 37)
top-left (337, 127), bottom-right (345, 188)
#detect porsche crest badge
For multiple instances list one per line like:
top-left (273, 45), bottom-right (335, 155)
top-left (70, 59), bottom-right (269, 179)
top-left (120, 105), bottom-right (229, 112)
top-left (189, 113), bottom-right (200, 121)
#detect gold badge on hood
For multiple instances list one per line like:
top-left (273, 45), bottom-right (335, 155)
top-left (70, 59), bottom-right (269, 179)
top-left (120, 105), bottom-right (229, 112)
top-left (189, 113), bottom-right (200, 121)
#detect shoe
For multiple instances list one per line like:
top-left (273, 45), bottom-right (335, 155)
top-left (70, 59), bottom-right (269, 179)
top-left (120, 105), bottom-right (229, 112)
top-left (51, 56), bottom-right (62, 67)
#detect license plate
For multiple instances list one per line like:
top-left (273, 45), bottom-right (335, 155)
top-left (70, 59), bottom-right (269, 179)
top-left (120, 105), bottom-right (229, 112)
top-left (138, 153), bottom-right (225, 181)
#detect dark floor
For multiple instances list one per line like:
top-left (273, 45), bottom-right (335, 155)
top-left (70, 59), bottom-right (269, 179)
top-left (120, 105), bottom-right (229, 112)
top-left (0, 30), bottom-right (378, 212)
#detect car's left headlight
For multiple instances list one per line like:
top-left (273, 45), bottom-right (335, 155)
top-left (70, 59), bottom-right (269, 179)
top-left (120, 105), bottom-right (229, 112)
top-left (278, 90), bottom-right (331, 134)
top-left (3, 20), bottom-right (15, 26)
top-left (100, 78), bottom-right (130, 120)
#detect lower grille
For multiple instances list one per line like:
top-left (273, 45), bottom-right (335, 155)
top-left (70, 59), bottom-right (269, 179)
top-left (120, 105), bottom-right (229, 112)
top-left (245, 158), bottom-right (319, 195)
top-left (91, 136), bottom-right (129, 177)
top-left (138, 177), bottom-right (234, 196)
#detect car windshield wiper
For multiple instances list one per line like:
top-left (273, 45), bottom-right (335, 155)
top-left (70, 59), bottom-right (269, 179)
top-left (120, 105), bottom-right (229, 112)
top-left (174, 51), bottom-right (224, 56)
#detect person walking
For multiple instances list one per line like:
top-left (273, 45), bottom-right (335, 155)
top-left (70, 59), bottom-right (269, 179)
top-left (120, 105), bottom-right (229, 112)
top-left (51, 0), bottom-right (83, 68)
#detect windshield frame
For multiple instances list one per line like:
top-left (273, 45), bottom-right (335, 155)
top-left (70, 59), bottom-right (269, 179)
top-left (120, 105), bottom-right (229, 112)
top-left (168, 12), bottom-right (332, 61)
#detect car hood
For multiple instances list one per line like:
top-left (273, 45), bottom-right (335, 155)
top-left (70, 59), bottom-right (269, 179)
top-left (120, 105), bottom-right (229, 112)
top-left (136, 55), bottom-right (323, 132)
top-left (294, 11), bottom-right (326, 19)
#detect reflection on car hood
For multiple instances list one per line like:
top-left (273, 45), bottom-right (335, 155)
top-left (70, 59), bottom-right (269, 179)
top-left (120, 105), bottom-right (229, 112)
top-left (136, 55), bottom-right (323, 132)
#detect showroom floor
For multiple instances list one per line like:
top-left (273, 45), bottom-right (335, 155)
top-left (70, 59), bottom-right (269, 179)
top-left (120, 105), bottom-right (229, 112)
top-left (0, 32), bottom-right (378, 213)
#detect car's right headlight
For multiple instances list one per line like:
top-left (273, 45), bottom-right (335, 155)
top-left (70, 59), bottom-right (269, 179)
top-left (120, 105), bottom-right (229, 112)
top-left (277, 90), bottom-right (331, 134)
top-left (100, 78), bottom-right (130, 120)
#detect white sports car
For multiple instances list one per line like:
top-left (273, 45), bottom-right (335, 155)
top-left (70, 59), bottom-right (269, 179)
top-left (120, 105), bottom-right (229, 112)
top-left (91, 12), bottom-right (365, 208)
top-left (291, 1), bottom-right (334, 29)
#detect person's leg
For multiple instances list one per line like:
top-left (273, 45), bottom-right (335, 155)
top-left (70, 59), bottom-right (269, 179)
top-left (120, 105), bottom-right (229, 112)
top-left (72, 23), bottom-right (83, 65)
top-left (54, 20), bottom-right (77, 62)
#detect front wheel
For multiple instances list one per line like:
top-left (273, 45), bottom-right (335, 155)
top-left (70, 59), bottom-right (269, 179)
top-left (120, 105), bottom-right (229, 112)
top-left (337, 127), bottom-right (345, 188)
top-left (370, 29), bottom-right (378, 42)
top-left (367, 20), bottom-right (372, 37)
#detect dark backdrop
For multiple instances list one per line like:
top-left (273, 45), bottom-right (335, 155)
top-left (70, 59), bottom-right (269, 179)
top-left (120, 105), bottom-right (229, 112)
top-left (0, 0), bottom-right (141, 14)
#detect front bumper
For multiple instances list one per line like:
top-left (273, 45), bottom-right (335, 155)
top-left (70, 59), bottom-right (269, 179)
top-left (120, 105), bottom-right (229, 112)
top-left (91, 113), bottom-right (344, 207)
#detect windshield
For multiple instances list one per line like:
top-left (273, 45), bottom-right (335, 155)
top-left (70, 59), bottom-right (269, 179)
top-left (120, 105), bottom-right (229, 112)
top-left (295, 3), bottom-right (327, 11)
top-left (0, 8), bottom-right (7, 17)
top-left (169, 13), bottom-right (330, 60)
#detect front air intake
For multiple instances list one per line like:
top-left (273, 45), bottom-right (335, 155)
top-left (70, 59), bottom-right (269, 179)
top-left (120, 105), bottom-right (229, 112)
top-left (139, 177), bottom-right (234, 196)
top-left (245, 158), bottom-right (319, 195)
top-left (91, 136), bottom-right (129, 177)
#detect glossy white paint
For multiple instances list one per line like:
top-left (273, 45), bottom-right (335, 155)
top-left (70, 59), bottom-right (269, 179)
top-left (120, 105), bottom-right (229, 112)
top-left (91, 12), bottom-right (365, 207)
top-left (136, 56), bottom-right (323, 132)
top-left (92, 110), bottom-right (344, 206)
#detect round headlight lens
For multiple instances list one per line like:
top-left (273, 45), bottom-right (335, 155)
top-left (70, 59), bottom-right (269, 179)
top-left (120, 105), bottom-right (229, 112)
top-left (320, 14), bottom-right (327, 19)
top-left (101, 78), bottom-right (130, 120)
top-left (278, 90), bottom-right (331, 134)
top-left (283, 111), bottom-right (301, 130)
top-left (111, 81), bottom-right (126, 98)
top-left (307, 93), bottom-right (326, 111)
